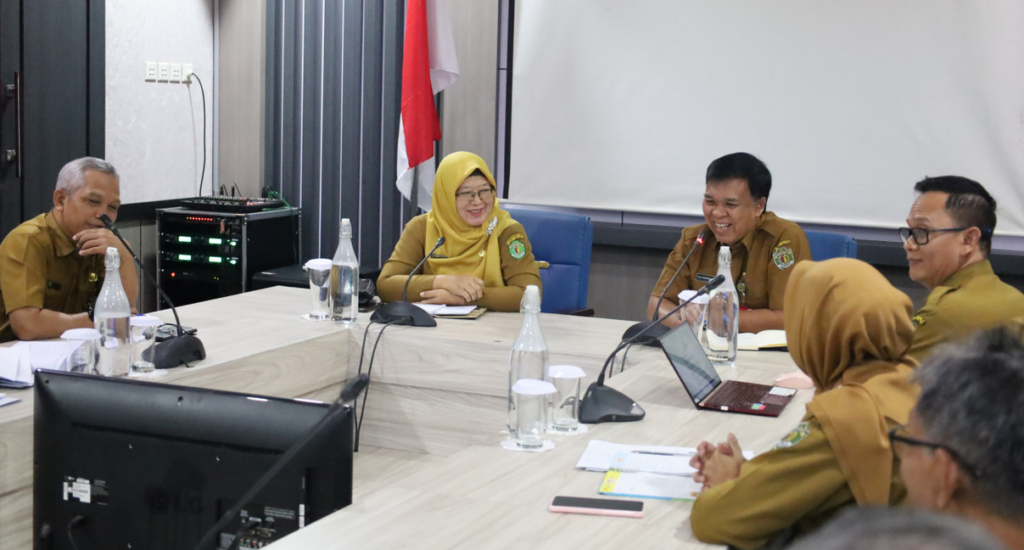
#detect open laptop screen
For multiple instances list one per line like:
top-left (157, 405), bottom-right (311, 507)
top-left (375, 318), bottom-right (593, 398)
top-left (658, 324), bottom-right (722, 403)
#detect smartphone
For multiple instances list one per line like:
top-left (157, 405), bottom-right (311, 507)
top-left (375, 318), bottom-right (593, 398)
top-left (549, 496), bottom-right (644, 518)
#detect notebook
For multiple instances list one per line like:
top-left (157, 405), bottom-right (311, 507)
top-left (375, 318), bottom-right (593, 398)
top-left (655, 324), bottom-right (796, 417)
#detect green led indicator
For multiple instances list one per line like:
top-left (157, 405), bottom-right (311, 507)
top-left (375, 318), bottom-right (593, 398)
top-left (229, 259), bottom-right (238, 265)
top-left (209, 256), bottom-right (223, 264)
top-left (177, 236), bottom-right (192, 243)
top-left (230, 241), bottom-right (237, 247)
top-left (178, 254), bottom-right (192, 261)
top-left (208, 237), bottom-right (223, 245)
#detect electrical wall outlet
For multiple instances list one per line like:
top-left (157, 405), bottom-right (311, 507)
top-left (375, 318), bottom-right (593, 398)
top-left (183, 63), bottom-right (194, 83)
top-left (157, 63), bottom-right (170, 81)
top-left (145, 62), bottom-right (158, 81)
top-left (169, 63), bottom-right (182, 82)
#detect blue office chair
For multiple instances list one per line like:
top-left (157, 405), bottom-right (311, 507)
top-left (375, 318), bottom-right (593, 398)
top-left (503, 206), bottom-right (593, 314)
top-left (804, 230), bottom-right (858, 260)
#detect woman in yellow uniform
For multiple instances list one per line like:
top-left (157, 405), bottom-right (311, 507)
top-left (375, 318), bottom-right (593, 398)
top-left (377, 152), bottom-right (541, 312)
top-left (689, 258), bottom-right (919, 549)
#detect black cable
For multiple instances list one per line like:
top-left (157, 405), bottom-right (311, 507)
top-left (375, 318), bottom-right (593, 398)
top-left (191, 73), bottom-right (208, 197)
top-left (230, 182), bottom-right (241, 197)
top-left (355, 321), bottom-right (394, 452)
top-left (351, 321), bottom-right (376, 450)
top-left (618, 342), bottom-right (634, 376)
top-left (226, 518), bottom-right (260, 550)
top-left (67, 515), bottom-right (86, 550)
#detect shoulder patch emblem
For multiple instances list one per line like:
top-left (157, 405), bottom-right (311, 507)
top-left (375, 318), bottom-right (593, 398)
top-left (776, 239), bottom-right (792, 247)
top-left (505, 233), bottom-right (525, 246)
top-left (774, 422), bottom-right (810, 449)
top-left (772, 245), bottom-right (795, 270)
top-left (912, 314), bottom-right (926, 327)
top-left (508, 239), bottom-right (527, 260)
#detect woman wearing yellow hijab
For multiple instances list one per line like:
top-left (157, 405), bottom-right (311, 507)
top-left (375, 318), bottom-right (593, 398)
top-left (689, 258), bottom-right (919, 549)
top-left (377, 152), bottom-right (541, 311)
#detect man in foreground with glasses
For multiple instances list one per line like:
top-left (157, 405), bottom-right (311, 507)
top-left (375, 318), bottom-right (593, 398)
top-left (892, 326), bottom-right (1024, 550)
top-left (899, 176), bottom-right (1024, 362)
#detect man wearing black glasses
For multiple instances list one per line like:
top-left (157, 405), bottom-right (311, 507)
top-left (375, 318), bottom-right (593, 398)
top-left (891, 326), bottom-right (1024, 550)
top-left (899, 176), bottom-right (1024, 362)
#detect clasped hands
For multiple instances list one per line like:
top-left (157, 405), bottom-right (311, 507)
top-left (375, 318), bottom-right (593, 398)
top-left (420, 274), bottom-right (484, 305)
top-left (689, 433), bottom-right (747, 490)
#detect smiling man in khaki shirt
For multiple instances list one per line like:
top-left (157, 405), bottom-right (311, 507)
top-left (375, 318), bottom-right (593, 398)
top-left (0, 157), bottom-right (138, 343)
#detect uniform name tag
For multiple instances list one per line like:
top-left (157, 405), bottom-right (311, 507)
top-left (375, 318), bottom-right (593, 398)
top-left (695, 273), bottom-right (714, 282)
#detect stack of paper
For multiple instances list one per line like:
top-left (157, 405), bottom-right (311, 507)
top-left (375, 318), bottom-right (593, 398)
top-left (0, 346), bottom-right (33, 389)
top-left (0, 393), bottom-right (20, 408)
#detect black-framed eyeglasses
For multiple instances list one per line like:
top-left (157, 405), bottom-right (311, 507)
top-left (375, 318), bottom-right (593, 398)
top-left (454, 188), bottom-right (495, 201)
top-left (888, 425), bottom-right (982, 478)
top-left (898, 226), bottom-right (969, 246)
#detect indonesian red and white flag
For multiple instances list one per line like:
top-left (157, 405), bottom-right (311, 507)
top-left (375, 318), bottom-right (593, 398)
top-left (396, 0), bottom-right (459, 212)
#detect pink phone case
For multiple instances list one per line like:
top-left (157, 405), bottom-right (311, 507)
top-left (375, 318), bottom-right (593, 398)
top-left (548, 503), bottom-right (645, 518)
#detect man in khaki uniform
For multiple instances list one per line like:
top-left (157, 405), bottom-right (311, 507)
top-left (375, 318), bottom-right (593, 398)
top-left (0, 157), bottom-right (139, 343)
top-left (649, 152), bottom-right (810, 333)
top-left (900, 176), bottom-right (1024, 362)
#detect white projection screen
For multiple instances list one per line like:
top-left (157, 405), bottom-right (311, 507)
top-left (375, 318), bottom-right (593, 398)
top-left (508, 1), bottom-right (1024, 236)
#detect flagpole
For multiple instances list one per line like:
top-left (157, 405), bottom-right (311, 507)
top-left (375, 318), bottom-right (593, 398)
top-left (410, 164), bottom-right (420, 214)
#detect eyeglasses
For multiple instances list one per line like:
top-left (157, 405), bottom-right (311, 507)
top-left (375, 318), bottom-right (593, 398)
top-left (898, 226), bottom-right (969, 246)
top-left (454, 188), bottom-right (495, 201)
top-left (888, 425), bottom-right (982, 478)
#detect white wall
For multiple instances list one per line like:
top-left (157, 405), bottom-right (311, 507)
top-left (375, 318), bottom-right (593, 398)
top-left (106, 0), bottom-right (215, 204)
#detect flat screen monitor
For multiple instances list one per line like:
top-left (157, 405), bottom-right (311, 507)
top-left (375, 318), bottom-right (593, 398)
top-left (34, 370), bottom-right (353, 549)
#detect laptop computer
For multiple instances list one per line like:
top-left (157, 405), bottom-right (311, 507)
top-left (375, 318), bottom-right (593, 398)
top-left (656, 324), bottom-right (796, 417)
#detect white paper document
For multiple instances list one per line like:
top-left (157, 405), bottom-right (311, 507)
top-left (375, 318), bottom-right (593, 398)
top-left (576, 439), bottom-right (755, 473)
top-left (0, 346), bottom-right (32, 385)
top-left (412, 304), bottom-right (477, 316)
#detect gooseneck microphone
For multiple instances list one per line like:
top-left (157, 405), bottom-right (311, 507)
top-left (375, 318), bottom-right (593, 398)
top-left (370, 236), bottom-right (446, 327)
top-left (195, 374), bottom-right (370, 550)
top-left (622, 230), bottom-right (709, 344)
top-left (99, 214), bottom-right (206, 368)
top-left (580, 274), bottom-right (726, 424)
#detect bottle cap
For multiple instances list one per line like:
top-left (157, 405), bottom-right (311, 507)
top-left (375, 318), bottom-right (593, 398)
top-left (521, 285), bottom-right (541, 313)
top-left (340, 218), bottom-right (352, 237)
top-left (104, 247), bottom-right (120, 269)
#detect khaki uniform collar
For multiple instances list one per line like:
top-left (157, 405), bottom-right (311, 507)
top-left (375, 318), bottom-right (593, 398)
top-left (731, 211), bottom-right (778, 252)
top-left (939, 259), bottom-right (994, 289)
top-left (44, 211), bottom-right (78, 258)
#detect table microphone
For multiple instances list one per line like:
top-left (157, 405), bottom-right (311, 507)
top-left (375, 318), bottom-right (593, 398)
top-left (622, 229), bottom-right (708, 345)
top-left (194, 374), bottom-right (370, 550)
top-left (580, 274), bottom-right (725, 424)
top-left (99, 214), bottom-right (206, 368)
top-left (370, 236), bottom-right (445, 327)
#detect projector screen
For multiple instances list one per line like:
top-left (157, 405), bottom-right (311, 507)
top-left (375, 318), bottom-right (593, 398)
top-left (508, 1), bottom-right (1024, 236)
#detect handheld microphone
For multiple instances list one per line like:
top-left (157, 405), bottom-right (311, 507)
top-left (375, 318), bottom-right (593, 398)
top-left (622, 229), bottom-right (709, 344)
top-left (370, 236), bottom-right (446, 327)
top-left (580, 274), bottom-right (726, 424)
top-left (99, 214), bottom-right (206, 368)
top-left (194, 374), bottom-right (370, 550)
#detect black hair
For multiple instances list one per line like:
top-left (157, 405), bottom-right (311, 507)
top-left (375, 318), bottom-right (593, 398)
top-left (705, 152), bottom-right (772, 205)
top-left (914, 176), bottom-right (997, 256)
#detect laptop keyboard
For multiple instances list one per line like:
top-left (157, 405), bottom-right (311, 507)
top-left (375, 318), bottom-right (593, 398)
top-left (704, 381), bottom-right (769, 408)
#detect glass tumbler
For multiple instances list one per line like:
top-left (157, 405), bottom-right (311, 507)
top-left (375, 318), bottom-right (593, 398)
top-left (129, 315), bottom-right (162, 375)
top-left (305, 258), bottom-right (333, 320)
top-left (61, 328), bottom-right (101, 374)
top-left (547, 365), bottom-right (585, 432)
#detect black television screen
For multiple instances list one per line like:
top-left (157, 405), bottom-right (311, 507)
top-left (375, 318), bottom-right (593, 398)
top-left (33, 370), bottom-right (353, 550)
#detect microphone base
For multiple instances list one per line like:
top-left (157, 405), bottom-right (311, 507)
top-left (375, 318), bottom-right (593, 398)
top-left (579, 382), bottom-right (646, 424)
top-left (621, 320), bottom-right (669, 346)
top-left (370, 301), bottom-right (437, 327)
top-left (154, 334), bottom-right (207, 369)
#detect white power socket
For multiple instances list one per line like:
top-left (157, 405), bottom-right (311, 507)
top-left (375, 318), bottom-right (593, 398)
top-left (183, 64), bottom-right (194, 83)
top-left (145, 62), bottom-right (158, 81)
top-left (169, 63), bottom-right (182, 82)
top-left (146, 61), bottom-right (193, 83)
top-left (157, 63), bottom-right (170, 81)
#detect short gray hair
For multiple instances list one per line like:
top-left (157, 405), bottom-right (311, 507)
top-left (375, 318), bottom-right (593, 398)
top-left (915, 325), bottom-right (1024, 521)
top-left (788, 507), bottom-right (1005, 550)
top-left (55, 157), bottom-right (119, 195)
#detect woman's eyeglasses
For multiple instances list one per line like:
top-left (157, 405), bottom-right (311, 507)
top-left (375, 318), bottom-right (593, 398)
top-left (455, 188), bottom-right (495, 201)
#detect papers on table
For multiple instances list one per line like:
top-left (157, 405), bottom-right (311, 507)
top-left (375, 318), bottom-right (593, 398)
top-left (0, 341), bottom-right (74, 389)
top-left (738, 329), bottom-right (787, 351)
top-left (412, 303), bottom-right (478, 316)
top-left (579, 440), bottom-right (756, 501)
top-left (0, 393), bottom-right (20, 408)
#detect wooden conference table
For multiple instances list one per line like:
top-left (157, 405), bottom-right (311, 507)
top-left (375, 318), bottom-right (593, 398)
top-left (0, 287), bottom-right (811, 549)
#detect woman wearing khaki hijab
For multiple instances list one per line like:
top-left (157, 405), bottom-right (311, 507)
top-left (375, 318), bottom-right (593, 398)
top-left (689, 258), bottom-right (919, 549)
